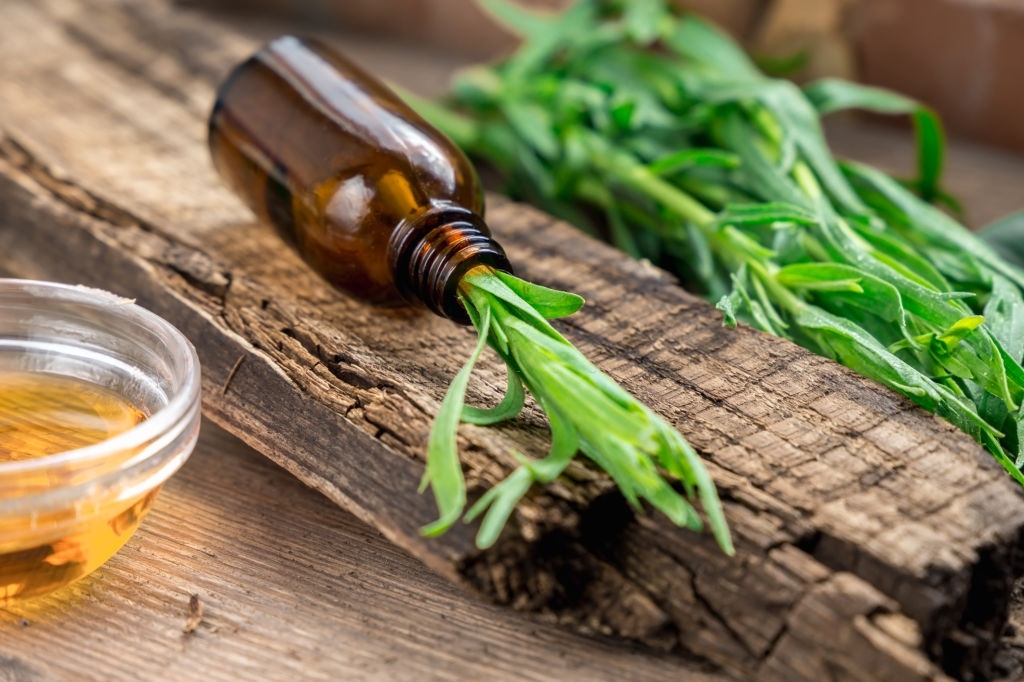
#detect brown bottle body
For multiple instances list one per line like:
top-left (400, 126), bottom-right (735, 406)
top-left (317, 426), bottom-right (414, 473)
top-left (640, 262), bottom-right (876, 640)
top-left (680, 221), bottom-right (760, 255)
top-left (208, 35), bottom-right (499, 315)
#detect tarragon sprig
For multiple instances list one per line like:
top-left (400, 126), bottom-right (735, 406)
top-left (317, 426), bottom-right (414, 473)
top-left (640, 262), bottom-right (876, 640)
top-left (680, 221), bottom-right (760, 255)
top-left (419, 266), bottom-right (733, 553)
top-left (410, 0), bottom-right (1024, 483)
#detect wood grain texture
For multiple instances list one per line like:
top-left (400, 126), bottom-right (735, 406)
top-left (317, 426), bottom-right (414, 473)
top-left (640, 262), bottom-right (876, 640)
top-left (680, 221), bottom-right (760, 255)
top-left (1, 1), bottom-right (1024, 679)
top-left (1, 421), bottom-right (718, 682)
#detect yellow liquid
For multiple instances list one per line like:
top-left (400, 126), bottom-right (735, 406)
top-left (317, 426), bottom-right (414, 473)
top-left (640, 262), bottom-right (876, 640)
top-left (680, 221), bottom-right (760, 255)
top-left (0, 372), bottom-right (155, 603)
top-left (0, 372), bottom-right (145, 461)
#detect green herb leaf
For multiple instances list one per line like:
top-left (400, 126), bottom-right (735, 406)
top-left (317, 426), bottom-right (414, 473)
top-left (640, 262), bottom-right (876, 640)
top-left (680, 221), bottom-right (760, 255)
top-left (716, 289), bottom-right (741, 327)
top-left (752, 48), bottom-right (810, 77)
top-left (623, 0), bottom-right (669, 44)
top-left (649, 148), bottom-right (740, 176)
top-left (495, 270), bottom-right (585, 318)
top-left (985, 274), bottom-right (1024, 366)
top-left (663, 14), bottom-right (759, 80)
top-left (716, 201), bottom-right (818, 228)
top-left (844, 160), bottom-right (1024, 292)
top-left (451, 268), bottom-right (733, 553)
top-left (462, 367), bottom-right (526, 425)
top-left (465, 407), bottom-right (579, 549)
top-left (777, 263), bottom-right (864, 293)
top-left (420, 306), bottom-right (493, 537)
top-left (804, 78), bottom-right (945, 201)
top-left (502, 99), bottom-right (560, 160)
top-left (475, 0), bottom-right (552, 38)
top-left (980, 212), bottom-right (1024, 272)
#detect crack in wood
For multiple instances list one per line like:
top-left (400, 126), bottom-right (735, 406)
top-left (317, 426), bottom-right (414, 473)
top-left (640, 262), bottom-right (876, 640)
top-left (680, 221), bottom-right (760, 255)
top-left (0, 136), bottom-right (148, 234)
top-left (689, 569), bottom-right (756, 659)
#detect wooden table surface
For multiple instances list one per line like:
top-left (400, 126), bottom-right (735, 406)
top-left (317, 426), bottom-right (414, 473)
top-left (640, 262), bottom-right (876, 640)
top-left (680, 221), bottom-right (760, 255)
top-left (0, 420), bottom-right (712, 682)
top-left (2, 3), bottom-right (1024, 681)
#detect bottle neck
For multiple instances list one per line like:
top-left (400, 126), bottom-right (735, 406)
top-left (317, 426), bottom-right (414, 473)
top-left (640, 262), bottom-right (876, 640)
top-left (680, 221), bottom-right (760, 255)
top-left (388, 204), bottom-right (513, 325)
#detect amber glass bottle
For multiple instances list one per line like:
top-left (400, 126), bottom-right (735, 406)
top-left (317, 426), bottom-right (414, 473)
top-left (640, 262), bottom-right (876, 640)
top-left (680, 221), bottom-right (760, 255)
top-left (208, 35), bottom-right (511, 322)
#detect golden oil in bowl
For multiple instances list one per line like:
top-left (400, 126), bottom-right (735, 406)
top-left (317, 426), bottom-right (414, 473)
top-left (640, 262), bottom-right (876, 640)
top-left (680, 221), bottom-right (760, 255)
top-left (1, 372), bottom-right (146, 460)
top-left (0, 280), bottom-right (201, 603)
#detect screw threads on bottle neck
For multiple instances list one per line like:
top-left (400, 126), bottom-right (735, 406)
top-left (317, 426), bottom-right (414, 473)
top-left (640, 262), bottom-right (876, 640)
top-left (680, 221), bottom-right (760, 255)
top-left (388, 205), bottom-right (513, 324)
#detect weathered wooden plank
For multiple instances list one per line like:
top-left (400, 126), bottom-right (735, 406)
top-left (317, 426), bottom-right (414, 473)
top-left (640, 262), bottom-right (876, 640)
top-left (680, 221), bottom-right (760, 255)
top-left (1, 1), bottom-right (1023, 679)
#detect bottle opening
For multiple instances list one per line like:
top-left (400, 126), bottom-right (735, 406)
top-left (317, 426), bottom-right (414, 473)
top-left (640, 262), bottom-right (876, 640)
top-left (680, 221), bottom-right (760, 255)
top-left (389, 205), bottom-right (513, 324)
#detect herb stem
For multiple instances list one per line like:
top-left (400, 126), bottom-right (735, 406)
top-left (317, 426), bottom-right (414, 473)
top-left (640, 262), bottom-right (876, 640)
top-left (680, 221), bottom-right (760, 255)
top-left (594, 151), bottom-right (716, 228)
top-left (749, 259), bottom-right (807, 316)
top-left (792, 160), bottom-right (824, 202)
top-left (429, 266), bottom-right (733, 553)
top-left (394, 85), bottom-right (480, 150)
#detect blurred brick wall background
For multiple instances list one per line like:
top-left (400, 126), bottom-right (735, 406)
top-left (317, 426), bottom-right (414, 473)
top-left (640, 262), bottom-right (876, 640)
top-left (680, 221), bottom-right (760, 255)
top-left (194, 0), bottom-right (1024, 154)
top-left (849, 0), bottom-right (1024, 154)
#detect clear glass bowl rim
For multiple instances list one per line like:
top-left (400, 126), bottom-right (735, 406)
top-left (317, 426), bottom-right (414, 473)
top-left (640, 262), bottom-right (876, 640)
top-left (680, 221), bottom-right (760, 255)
top-left (0, 278), bottom-right (201, 477)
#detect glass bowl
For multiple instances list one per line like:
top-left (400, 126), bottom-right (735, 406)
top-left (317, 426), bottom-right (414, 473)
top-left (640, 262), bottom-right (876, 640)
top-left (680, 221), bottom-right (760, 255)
top-left (0, 279), bottom-right (201, 603)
